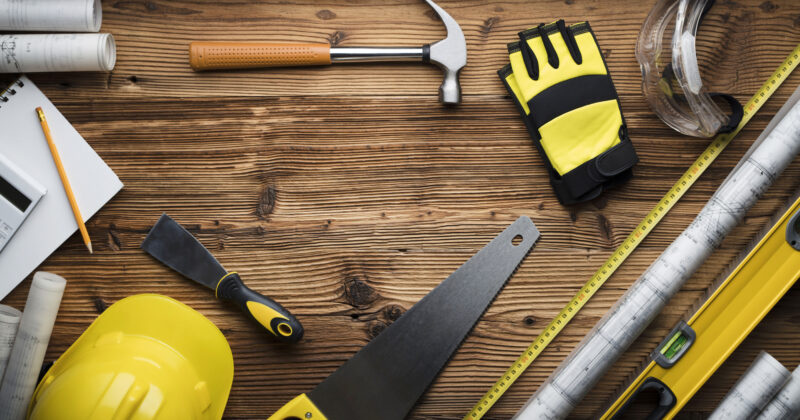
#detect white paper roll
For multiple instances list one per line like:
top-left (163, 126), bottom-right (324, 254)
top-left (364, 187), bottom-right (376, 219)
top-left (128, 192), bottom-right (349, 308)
top-left (0, 33), bottom-right (116, 73)
top-left (0, 0), bottom-right (102, 32)
top-left (757, 365), bottom-right (800, 420)
top-left (0, 271), bottom-right (66, 420)
top-left (0, 304), bottom-right (22, 382)
top-left (710, 351), bottom-right (790, 420)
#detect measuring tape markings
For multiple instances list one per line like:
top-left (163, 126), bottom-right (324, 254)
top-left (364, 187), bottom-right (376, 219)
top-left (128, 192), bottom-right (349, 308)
top-left (465, 44), bottom-right (800, 420)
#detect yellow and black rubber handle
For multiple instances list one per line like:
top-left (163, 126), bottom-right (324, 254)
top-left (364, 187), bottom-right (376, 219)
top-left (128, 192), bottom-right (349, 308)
top-left (189, 42), bottom-right (331, 71)
top-left (267, 394), bottom-right (327, 420)
top-left (216, 272), bottom-right (303, 343)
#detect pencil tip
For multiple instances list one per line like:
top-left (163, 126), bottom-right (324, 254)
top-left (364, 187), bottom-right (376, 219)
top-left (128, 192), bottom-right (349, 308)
top-left (87, 242), bottom-right (93, 254)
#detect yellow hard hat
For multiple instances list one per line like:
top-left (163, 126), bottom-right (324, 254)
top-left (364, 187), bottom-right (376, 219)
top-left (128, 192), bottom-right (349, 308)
top-left (28, 294), bottom-right (234, 420)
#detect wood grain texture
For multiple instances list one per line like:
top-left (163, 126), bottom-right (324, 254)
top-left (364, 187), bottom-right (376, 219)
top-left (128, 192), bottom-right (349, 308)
top-left (2, 0), bottom-right (800, 418)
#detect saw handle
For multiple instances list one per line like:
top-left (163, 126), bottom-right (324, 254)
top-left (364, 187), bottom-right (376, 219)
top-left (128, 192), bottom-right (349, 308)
top-left (267, 394), bottom-right (327, 420)
top-left (216, 272), bottom-right (304, 343)
top-left (189, 42), bottom-right (331, 70)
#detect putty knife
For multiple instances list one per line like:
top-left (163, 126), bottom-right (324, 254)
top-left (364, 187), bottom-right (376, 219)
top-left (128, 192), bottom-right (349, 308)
top-left (141, 213), bottom-right (303, 343)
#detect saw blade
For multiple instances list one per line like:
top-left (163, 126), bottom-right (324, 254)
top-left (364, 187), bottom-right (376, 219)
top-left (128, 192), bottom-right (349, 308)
top-left (307, 216), bottom-right (540, 420)
top-left (141, 213), bottom-right (227, 289)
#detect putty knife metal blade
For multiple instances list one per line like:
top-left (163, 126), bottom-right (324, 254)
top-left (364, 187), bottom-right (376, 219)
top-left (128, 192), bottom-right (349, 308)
top-left (141, 213), bottom-right (227, 288)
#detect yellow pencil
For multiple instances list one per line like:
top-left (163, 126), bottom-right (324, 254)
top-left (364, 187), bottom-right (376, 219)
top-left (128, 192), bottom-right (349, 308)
top-left (36, 107), bottom-right (93, 254)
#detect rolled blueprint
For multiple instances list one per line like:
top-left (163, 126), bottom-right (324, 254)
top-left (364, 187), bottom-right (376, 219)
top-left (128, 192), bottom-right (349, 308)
top-left (0, 304), bottom-right (22, 381)
top-left (756, 365), bottom-right (800, 420)
top-left (0, 0), bottom-right (102, 32)
top-left (0, 272), bottom-right (66, 420)
top-left (0, 33), bottom-right (116, 73)
top-left (514, 85), bottom-right (800, 419)
top-left (709, 352), bottom-right (790, 420)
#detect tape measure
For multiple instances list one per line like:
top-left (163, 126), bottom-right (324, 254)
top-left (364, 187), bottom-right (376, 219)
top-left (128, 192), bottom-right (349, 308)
top-left (464, 43), bottom-right (800, 420)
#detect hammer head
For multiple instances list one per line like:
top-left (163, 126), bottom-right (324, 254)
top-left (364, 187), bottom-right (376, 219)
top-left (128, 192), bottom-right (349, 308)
top-left (423, 0), bottom-right (466, 105)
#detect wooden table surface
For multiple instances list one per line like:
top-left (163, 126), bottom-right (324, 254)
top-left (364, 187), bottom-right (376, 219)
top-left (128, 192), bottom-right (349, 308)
top-left (3, 0), bottom-right (800, 418)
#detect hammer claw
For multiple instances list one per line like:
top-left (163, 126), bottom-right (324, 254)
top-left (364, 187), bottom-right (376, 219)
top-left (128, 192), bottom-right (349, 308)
top-left (424, 0), bottom-right (467, 104)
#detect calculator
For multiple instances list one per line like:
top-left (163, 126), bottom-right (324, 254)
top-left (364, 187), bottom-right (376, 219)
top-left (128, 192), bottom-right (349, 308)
top-left (0, 153), bottom-right (45, 252)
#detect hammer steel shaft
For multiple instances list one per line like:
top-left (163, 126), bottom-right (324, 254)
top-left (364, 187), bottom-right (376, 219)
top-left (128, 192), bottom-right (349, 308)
top-left (330, 47), bottom-right (423, 62)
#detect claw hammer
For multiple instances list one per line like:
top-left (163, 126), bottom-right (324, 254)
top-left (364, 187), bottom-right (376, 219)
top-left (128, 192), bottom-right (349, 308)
top-left (189, 0), bottom-right (467, 104)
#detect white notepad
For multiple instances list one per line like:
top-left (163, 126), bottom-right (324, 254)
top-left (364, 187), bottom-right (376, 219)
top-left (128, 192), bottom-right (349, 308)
top-left (0, 76), bottom-right (122, 299)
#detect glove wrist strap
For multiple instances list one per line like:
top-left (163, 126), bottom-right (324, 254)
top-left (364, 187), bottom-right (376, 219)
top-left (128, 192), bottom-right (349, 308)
top-left (552, 136), bottom-right (638, 202)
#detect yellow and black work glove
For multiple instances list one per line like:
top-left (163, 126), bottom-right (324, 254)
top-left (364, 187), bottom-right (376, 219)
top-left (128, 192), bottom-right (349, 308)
top-left (499, 20), bottom-right (638, 205)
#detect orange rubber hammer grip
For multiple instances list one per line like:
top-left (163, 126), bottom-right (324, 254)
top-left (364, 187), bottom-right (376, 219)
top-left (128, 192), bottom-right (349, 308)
top-left (189, 42), bottom-right (332, 71)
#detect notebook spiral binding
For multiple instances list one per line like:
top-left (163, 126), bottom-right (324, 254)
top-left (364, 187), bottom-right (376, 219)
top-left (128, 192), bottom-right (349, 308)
top-left (0, 79), bottom-right (25, 106)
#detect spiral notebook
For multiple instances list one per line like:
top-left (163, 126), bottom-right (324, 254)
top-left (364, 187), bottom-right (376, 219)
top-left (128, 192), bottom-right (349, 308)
top-left (0, 76), bottom-right (122, 299)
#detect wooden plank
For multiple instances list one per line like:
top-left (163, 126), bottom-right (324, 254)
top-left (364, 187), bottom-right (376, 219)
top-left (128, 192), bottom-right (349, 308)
top-left (1, 0), bottom-right (799, 418)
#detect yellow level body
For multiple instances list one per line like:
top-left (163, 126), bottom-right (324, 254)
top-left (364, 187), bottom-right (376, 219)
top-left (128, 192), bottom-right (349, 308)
top-left (601, 195), bottom-right (800, 419)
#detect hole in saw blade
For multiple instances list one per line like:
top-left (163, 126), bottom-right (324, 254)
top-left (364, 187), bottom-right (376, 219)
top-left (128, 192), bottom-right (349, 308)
top-left (512, 234), bottom-right (523, 246)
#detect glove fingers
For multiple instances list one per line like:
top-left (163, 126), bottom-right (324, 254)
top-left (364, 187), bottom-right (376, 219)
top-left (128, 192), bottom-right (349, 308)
top-left (569, 24), bottom-right (605, 74)
top-left (498, 65), bottom-right (531, 116)
top-left (521, 38), bottom-right (540, 80)
top-left (511, 21), bottom-right (608, 102)
top-left (508, 42), bottom-right (533, 97)
top-left (557, 20), bottom-right (583, 64)
top-left (509, 34), bottom-right (548, 96)
top-left (537, 23), bottom-right (559, 69)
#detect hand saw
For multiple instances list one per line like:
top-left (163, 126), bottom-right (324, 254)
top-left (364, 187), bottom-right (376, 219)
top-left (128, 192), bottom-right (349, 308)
top-left (600, 192), bottom-right (800, 419)
top-left (141, 213), bottom-right (304, 343)
top-left (268, 216), bottom-right (540, 420)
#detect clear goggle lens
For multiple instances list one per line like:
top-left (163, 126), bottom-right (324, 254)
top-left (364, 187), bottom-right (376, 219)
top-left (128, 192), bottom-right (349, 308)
top-left (636, 0), bottom-right (734, 138)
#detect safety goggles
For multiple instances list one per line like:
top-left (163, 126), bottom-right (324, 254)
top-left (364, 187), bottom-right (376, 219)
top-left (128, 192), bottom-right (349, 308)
top-left (636, 0), bottom-right (742, 138)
